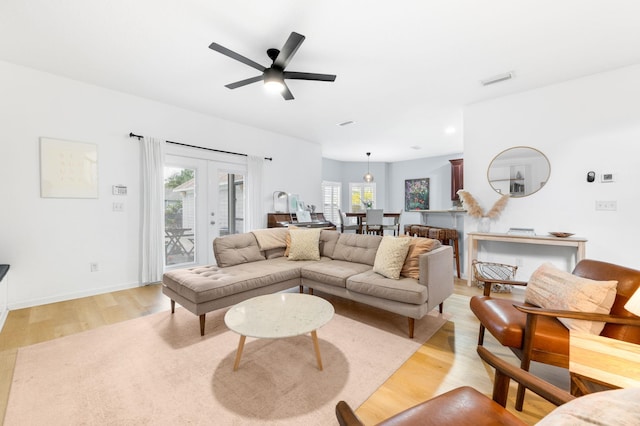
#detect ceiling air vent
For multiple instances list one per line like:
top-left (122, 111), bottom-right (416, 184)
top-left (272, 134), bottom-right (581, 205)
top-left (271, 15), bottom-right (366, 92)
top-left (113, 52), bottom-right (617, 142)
top-left (481, 71), bottom-right (514, 86)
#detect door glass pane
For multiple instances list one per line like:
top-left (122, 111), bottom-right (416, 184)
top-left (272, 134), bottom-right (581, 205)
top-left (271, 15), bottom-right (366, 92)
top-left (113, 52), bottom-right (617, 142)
top-left (164, 166), bottom-right (196, 266)
top-left (218, 172), bottom-right (244, 236)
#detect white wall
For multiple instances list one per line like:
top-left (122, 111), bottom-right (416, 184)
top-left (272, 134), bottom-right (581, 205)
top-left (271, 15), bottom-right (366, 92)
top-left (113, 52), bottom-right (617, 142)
top-left (0, 60), bottom-right (322, 309)
top-left (463, 64), bottom-right (640, 279)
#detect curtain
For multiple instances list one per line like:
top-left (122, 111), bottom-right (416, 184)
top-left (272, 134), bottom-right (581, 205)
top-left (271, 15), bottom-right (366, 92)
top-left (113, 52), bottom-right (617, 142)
top-left (140, 136), bottom-right (165, 284)
top-left (246, 155), bottom-right (264, 231)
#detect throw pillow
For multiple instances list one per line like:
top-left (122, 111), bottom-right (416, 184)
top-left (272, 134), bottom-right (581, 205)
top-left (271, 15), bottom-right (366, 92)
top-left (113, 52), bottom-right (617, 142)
top-left (525, 262), bottom-right (618, 334)
top-left (373, 236), bottom-right (412, 279)
top-left (399, 236), bottom-right (442, 279)
top-left (288, 228), bottom-right (321, 261)
top-left (251, 228), bottom-right (288, 251)
top-left (284, 225), bottom-right (299, 257)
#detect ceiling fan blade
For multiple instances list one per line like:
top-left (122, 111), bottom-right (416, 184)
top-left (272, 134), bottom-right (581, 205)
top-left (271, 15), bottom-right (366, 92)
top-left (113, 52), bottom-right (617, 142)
top-left (281, 82), bottom-right (294, 100)
top-left (225, 75), bottom-right (263, 89)
top-left (209, 42), bottom-right (266, 72)
top-left (274, 32), bottom-right (305, 69)
top-left (283, 71), bottom-right (337, 82)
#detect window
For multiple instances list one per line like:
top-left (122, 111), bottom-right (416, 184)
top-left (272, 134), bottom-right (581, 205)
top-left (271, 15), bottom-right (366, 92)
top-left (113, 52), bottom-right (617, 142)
top-left (349, 182), bottom-right (376, 212)
top-left (321, 181), bottom-right (341, 224)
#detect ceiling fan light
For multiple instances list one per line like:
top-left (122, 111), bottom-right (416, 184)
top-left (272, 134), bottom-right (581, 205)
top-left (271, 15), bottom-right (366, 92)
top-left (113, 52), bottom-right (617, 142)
top-left (264, 68), bottom-right (285, 93)
top-left (264, 79), bottom-right (285, 93)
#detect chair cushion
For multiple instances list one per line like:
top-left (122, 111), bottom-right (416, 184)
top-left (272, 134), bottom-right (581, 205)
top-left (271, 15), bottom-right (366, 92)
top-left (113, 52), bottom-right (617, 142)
top-left (537, 388), bottom-right (640, 425)
top-left (379, 386), bottom-right (524, 426)
top-left (470, 296), bottom-right (570, 356)
top-left (525, 263), bottom-right (617, 334)
top-left (373, 236), bottom-right (412, 279)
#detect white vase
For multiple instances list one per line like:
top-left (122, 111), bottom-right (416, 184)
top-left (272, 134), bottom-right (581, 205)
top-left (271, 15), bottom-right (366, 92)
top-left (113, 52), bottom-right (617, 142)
top-left (478, 217), bottom-right (491, 233)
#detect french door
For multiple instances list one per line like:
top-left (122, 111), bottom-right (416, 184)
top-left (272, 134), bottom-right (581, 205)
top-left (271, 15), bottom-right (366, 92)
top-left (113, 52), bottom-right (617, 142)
top-left (164, 152), bottom-right (246, 268)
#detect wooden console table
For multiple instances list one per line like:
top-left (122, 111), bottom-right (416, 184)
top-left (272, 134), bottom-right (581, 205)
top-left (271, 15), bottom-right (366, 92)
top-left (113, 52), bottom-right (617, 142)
top-left (466, 232), bottom-right (587, 286)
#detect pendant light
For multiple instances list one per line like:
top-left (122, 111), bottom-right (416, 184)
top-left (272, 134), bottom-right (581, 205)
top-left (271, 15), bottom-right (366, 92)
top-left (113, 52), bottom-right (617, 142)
top-left (363, 152), bottom-right (374, 182)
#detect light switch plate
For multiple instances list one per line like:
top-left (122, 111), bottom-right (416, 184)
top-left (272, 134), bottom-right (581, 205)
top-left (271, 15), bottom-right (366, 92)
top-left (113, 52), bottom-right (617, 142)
top-left (601, 173), bottom-right (615, 183)
top-left (112, 185), bottom-right (127, 195)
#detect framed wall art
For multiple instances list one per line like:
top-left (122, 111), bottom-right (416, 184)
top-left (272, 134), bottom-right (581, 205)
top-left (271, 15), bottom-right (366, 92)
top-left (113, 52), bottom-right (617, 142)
top-left (40, 137), bottom-right (98, 198)
top-left (404, 178), bottom-right (429, 211)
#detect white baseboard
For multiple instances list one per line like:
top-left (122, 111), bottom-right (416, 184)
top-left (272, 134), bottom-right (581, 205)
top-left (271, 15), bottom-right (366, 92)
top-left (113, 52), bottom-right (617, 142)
top-left (7, 281), bottom-right (142, 311)
top-left (0, 308), bottom-right (8, 333)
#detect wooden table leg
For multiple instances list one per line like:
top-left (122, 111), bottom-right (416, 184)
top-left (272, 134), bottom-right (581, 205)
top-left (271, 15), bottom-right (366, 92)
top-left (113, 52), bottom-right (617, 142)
top-left (311, 330), bottom-right (323, 371)
top-left (232, 335), bottom-right (246, 371)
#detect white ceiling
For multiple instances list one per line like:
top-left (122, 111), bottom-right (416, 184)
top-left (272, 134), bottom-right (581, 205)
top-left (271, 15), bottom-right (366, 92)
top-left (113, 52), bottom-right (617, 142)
top-left (1, 1), bottom-right (640, 162)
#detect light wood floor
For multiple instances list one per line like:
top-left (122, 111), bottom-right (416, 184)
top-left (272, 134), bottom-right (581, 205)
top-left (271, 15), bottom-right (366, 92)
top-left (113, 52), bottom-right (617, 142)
top-left (0, 280), bottom-right (565, 425)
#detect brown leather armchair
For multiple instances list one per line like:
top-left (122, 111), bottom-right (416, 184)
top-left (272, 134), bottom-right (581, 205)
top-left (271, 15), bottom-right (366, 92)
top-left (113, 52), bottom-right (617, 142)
top-left (336, 346), bottom-right (574, 426)
top-left (470, 259), bottom-right (640, 410)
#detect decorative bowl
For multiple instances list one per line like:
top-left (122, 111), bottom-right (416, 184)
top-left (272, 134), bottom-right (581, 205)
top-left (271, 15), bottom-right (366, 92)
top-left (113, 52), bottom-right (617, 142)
top-left (549, 232), bottom-right (574, 238)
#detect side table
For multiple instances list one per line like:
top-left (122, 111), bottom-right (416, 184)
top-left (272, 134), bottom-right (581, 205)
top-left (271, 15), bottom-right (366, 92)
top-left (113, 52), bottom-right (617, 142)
top-left (569, 331), bottom-right (640, 396)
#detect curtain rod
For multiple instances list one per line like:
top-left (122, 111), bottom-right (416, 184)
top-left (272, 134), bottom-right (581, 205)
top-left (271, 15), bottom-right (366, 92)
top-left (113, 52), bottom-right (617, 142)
top-left (129, 133), bottom-right (273, 161)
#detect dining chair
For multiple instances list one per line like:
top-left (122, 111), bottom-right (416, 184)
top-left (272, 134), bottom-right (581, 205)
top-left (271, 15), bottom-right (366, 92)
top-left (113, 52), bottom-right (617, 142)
top-left (382, 209), bottom-right (402, 236)
top-left (339, 209), bottom-right (360, 233)
top-left (364, 209), bottom-right (383, 235)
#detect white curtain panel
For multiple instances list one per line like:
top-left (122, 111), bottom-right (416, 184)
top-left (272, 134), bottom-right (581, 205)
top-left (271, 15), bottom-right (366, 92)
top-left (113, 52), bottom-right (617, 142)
top-left (140, 137), bottom-right (166, 284)
top-left (246, 155), bottom-right (264, 231)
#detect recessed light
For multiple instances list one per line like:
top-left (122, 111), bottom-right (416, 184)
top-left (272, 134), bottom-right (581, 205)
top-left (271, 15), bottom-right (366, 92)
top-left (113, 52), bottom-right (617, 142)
top-left (337, 120), bottom-right (355, 127)
top-left (481, 71), bottom-right (514, 86)
top-left (444, 126), bottom-right (456, 135)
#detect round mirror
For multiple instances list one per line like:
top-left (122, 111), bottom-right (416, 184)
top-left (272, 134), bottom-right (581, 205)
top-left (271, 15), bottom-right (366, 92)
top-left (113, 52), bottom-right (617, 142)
top-left (487, 146), bottom-right (550, 197)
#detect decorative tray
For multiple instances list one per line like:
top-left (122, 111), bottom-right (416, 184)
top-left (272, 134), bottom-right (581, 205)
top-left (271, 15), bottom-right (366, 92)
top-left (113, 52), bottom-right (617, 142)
top-left (549, 232), bottom-right (574, 238)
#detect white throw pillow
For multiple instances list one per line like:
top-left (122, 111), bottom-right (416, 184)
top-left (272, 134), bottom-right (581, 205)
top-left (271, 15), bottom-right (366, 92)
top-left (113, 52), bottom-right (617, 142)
top-left (525, 262), bottom-right (617, 334)
top-left (287, 228), bottom-right (321, 261)
top-left (373, 236), bottom-right (412, 279)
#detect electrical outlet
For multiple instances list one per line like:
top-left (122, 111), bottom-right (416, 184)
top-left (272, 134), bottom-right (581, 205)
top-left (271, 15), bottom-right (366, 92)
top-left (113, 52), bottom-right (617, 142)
top-left (595, 200), bottom-right (617, 211)
top-left (90, 263), bottom-right (99, 272)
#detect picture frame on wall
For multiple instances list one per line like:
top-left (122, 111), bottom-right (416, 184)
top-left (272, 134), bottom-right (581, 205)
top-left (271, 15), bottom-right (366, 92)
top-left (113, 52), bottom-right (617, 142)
top-left (40, 137), bottom-right (98, 198)
top-left (405, 178), bottom-right (429, 211)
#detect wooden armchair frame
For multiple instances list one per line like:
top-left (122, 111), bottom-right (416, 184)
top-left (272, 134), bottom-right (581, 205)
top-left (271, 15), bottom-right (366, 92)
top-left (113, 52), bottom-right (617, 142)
top-left (336, 346), bottom-right (574, 426)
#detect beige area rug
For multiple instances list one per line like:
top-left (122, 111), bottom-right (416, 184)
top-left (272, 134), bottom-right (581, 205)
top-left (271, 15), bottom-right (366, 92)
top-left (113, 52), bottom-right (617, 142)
top-left (5, 294), bottom-right (448, 425)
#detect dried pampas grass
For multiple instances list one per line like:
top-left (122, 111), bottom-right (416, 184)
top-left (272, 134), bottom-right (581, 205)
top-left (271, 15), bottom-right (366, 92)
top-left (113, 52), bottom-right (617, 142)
top-left (457, 190), bottom-right (509, 219)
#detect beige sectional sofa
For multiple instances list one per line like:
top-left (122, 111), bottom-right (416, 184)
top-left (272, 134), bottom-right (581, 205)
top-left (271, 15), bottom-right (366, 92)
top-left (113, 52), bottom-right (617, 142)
top-left (162, 228), bottom-right (454, 337)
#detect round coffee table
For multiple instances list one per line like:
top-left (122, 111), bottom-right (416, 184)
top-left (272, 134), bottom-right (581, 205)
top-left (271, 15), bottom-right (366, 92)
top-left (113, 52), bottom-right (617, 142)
top-left (224, 293), bottom-right (334, 371)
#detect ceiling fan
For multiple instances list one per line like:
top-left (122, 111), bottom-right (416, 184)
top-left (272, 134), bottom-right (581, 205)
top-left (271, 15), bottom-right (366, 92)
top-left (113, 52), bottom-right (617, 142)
top-left (208, 32), bottom-right (336, 100)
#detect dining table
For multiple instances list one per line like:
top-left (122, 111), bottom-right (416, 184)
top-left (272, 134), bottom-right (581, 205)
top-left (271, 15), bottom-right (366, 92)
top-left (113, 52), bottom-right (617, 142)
top-left (344, 212), bottom-right (401, 234)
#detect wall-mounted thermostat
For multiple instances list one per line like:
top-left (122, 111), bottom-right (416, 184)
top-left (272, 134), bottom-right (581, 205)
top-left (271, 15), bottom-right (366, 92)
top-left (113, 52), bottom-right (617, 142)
top-left (601, 173), bottom-right (615, 183)
top-left (112, 185), bottom-right (127, 195)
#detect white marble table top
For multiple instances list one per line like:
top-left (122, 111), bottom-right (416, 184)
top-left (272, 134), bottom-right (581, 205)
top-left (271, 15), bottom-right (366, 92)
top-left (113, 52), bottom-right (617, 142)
top-left (224, 293), bottom-right (334, 339)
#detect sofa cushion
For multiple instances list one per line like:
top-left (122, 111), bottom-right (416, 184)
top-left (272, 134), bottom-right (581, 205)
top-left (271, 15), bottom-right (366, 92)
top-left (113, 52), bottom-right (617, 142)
top-left (332, 233), bottom-right (382, 266)
top-left (373, 236), bottom-right (412, 279)
top-left (301, 260), bottom-right (372, 289)
top-left (319, 230), bottom-right (340, 258)
top-left (213, 233), bottom-right (265, 267)
top-left (400, 237), bottom-right (442, 279)
top-left (163, 260), bottom-right (301, 304)
top-left (288, 228), bottom-right (322, 261)
top-left (251, 228), bottom-right (288, 251)
top-left (347, 270), bottom-right (429, 305)
top-left (525, 262), bottom-right (617, 334)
